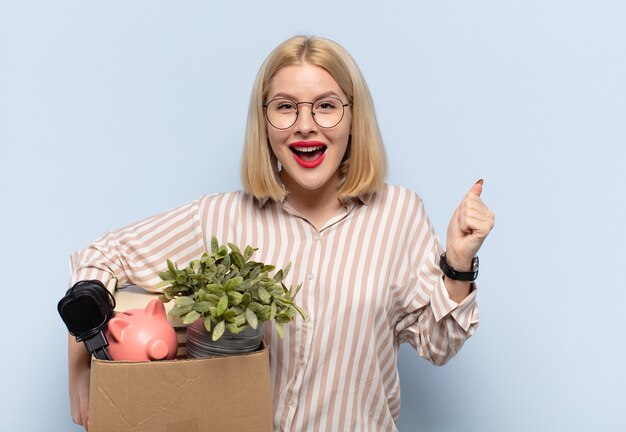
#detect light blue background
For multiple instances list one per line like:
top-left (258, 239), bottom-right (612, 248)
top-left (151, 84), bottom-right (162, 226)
top-left (1, 1), bottom-right (625, 431)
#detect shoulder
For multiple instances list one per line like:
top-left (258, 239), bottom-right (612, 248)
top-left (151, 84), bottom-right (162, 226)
top-left (197, 191), bottom-right (255, 206)
top-left (195, 191), bottom-right (273, 218)
top-left (372, 183), bottom-right (424, 208)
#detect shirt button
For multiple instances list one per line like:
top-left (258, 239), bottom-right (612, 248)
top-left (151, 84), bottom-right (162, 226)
top-left (304, 316), bottom-right (310, 322)
top-left (288, 399), bottom-right (295, 407)
top-left (307, 273), bottom-right (314, 280)
top-left (314, 234), bottom-right (321, 241)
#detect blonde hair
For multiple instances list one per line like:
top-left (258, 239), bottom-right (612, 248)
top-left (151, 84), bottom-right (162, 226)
top-left (241, 35), bottom-right (387, 201)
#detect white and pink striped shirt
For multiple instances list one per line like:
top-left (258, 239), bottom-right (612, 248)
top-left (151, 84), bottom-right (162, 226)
top-left (70, 184), bottom-right (478, 431)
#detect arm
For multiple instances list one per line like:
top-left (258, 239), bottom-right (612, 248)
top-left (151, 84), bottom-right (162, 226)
top-left (69, 197), bottom-right (206, 291)
top-left (68, 335), bottom-right (91, 430)
top-left (394, 242), bottom-right (479, 365)
top-left (394, 182), bottom-right (494, 365)
top-left (66, 197), bottom-right (207, 428)
top-left (444, 179), bottom-right (495, 303)
top-left (443, 277), bottom-right (473, 304)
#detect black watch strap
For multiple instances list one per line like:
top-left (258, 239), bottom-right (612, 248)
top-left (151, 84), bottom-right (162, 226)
top-left (439, 252), bottom-right (479, 282)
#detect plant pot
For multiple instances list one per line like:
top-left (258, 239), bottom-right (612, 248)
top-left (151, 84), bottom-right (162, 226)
top-left (186, 318), bottom-right (265, 358)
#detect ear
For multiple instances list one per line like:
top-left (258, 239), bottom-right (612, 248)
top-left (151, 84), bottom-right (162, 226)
top-left (107, 317), bottom-right (130, 343)
top-left (144, 298), bottom-right (166, 317)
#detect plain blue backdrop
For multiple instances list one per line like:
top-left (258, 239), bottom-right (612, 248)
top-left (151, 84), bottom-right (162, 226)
top-left (1, 1), bottom-right (625, 431)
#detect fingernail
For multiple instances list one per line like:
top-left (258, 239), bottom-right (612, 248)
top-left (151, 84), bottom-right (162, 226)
top-left (476, 178), bottom-right (484, 185)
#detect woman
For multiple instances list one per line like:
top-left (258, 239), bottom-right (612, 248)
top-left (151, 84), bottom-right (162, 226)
top-left (68, 35), bottom-right (495, 431)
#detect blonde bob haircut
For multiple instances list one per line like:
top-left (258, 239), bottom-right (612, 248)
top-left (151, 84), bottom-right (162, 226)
top-left (241, 35), bottom-right (387, 201)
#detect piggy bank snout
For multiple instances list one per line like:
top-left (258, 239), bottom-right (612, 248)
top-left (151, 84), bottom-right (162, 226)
top-left (147, 338), bottom-right (169, 360)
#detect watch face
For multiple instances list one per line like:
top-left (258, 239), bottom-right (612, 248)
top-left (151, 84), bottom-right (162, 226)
top-left (471, 256), bottom-right (479, 272)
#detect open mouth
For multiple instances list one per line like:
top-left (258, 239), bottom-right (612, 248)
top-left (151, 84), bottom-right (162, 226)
top-left (289, 143), bottom-right (327, 168)
top-left (290, 145), bottom-right (327, 161)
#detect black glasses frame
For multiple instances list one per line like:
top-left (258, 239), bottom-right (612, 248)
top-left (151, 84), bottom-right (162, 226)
top-left (263, 96), bottom-right (350, 130)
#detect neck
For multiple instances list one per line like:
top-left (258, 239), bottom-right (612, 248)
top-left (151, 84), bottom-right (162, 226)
top-left (281, 171), bottom-right (343, 229)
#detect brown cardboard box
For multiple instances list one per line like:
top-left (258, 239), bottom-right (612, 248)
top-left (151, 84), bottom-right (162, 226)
top-left (89, 285), bottom-right (272, 432)
top-left (88, 343), bottom-right (272, 432)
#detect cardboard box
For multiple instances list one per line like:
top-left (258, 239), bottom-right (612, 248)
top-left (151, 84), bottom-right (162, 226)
top-left (88, 343), bottom-right (272, 432)
top-left (89, 285), bottom-right (273, 432)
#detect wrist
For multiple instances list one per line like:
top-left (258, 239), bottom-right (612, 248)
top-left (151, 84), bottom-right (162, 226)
top-left (444, 251), bottom-right (473, 271)
top-left (443, 277), bottom-right (473, 303)
top-left (439, 252), bottom-right (479, 282)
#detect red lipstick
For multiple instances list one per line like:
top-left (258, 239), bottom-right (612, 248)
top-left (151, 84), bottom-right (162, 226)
top-left (288, 141), bottom-right (327, 169)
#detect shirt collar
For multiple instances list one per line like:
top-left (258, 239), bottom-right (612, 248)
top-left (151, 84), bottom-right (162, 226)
top-left (255, 193), bottom-right (372, 209)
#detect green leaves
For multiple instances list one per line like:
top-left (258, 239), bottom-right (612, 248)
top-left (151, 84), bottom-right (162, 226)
top-left (169, 304), bottom-right (194, 316)
top-left (227, 291), bottom-right (243, 306)
top-left (270, 301), bottom-right (277, 321)
top-left (174, 297), bottom-right (194, 307)
top-left (244, 245), bottom-right (256, 261)
top-left (217, 295), bottom-right (228, 317)
top-left (159, 236), bottom-right (306, 341)
top-left (224, 276), bottom-right (243, 292)
top-left (193, 302), bottom-right (212, 313)
top-left (257, 287), bottom-right (271, 304)
top-left (274, 322), bottom-right (284, 339)
top-left (167, 259), bottom-right (178, 274)
top-left (245, 308), bottom-right (258, 329)
top-left (182, 310), bottom-right (200, 325)
top-left (212, 320), bottom-right (225, 341)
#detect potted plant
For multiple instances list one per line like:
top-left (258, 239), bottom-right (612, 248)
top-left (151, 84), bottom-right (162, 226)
top-left (158, 237), bottom-right (306, 357)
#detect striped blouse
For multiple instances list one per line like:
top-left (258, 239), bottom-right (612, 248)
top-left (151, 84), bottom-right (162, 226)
top-left (69, 184), bottom-right (479, 431)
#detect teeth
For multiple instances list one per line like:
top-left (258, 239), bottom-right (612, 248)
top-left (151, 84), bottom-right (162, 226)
top-left (292, 146), bottom-right (324, 153)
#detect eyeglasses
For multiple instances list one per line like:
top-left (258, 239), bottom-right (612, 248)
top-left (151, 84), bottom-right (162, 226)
top-left (264, 96), bottom-right (350, 130)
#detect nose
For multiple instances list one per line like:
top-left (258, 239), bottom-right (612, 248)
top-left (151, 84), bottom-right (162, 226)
top-left (293, 104), bottom-right (317, 135)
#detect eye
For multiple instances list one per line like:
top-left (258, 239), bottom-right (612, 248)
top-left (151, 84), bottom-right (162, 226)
top-left (314, 98), bottom-right (339, 112)
top-left (271, 99), bottom-right (297, 112)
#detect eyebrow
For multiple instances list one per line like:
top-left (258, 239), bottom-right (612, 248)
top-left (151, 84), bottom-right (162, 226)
top-left (268, 91), bottom-right (343, 101)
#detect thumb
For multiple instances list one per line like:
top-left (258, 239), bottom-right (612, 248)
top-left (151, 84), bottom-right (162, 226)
top-left (469, 178), bottom-right (483, 196)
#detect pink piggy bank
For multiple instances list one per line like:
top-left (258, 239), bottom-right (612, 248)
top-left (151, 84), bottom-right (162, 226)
top-left (105, 298), bottom-right (177, 361)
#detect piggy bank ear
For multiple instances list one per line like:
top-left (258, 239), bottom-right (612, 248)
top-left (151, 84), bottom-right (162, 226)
top-left (144, 298), bottom-right (166, 317)
top-left (107, 317), bottom-right (131, 343)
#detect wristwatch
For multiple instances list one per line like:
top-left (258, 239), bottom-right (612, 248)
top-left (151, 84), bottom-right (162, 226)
top-left (439, 252), bottom-right (479, 282)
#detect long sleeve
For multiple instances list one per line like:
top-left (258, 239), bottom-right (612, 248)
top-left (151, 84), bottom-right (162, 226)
top-left (393, 193), bottom-right (479, 366)
top-left (69, 197), bottom-right (206, 292)
top-left (66, 186), bottom-right (480, 430)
